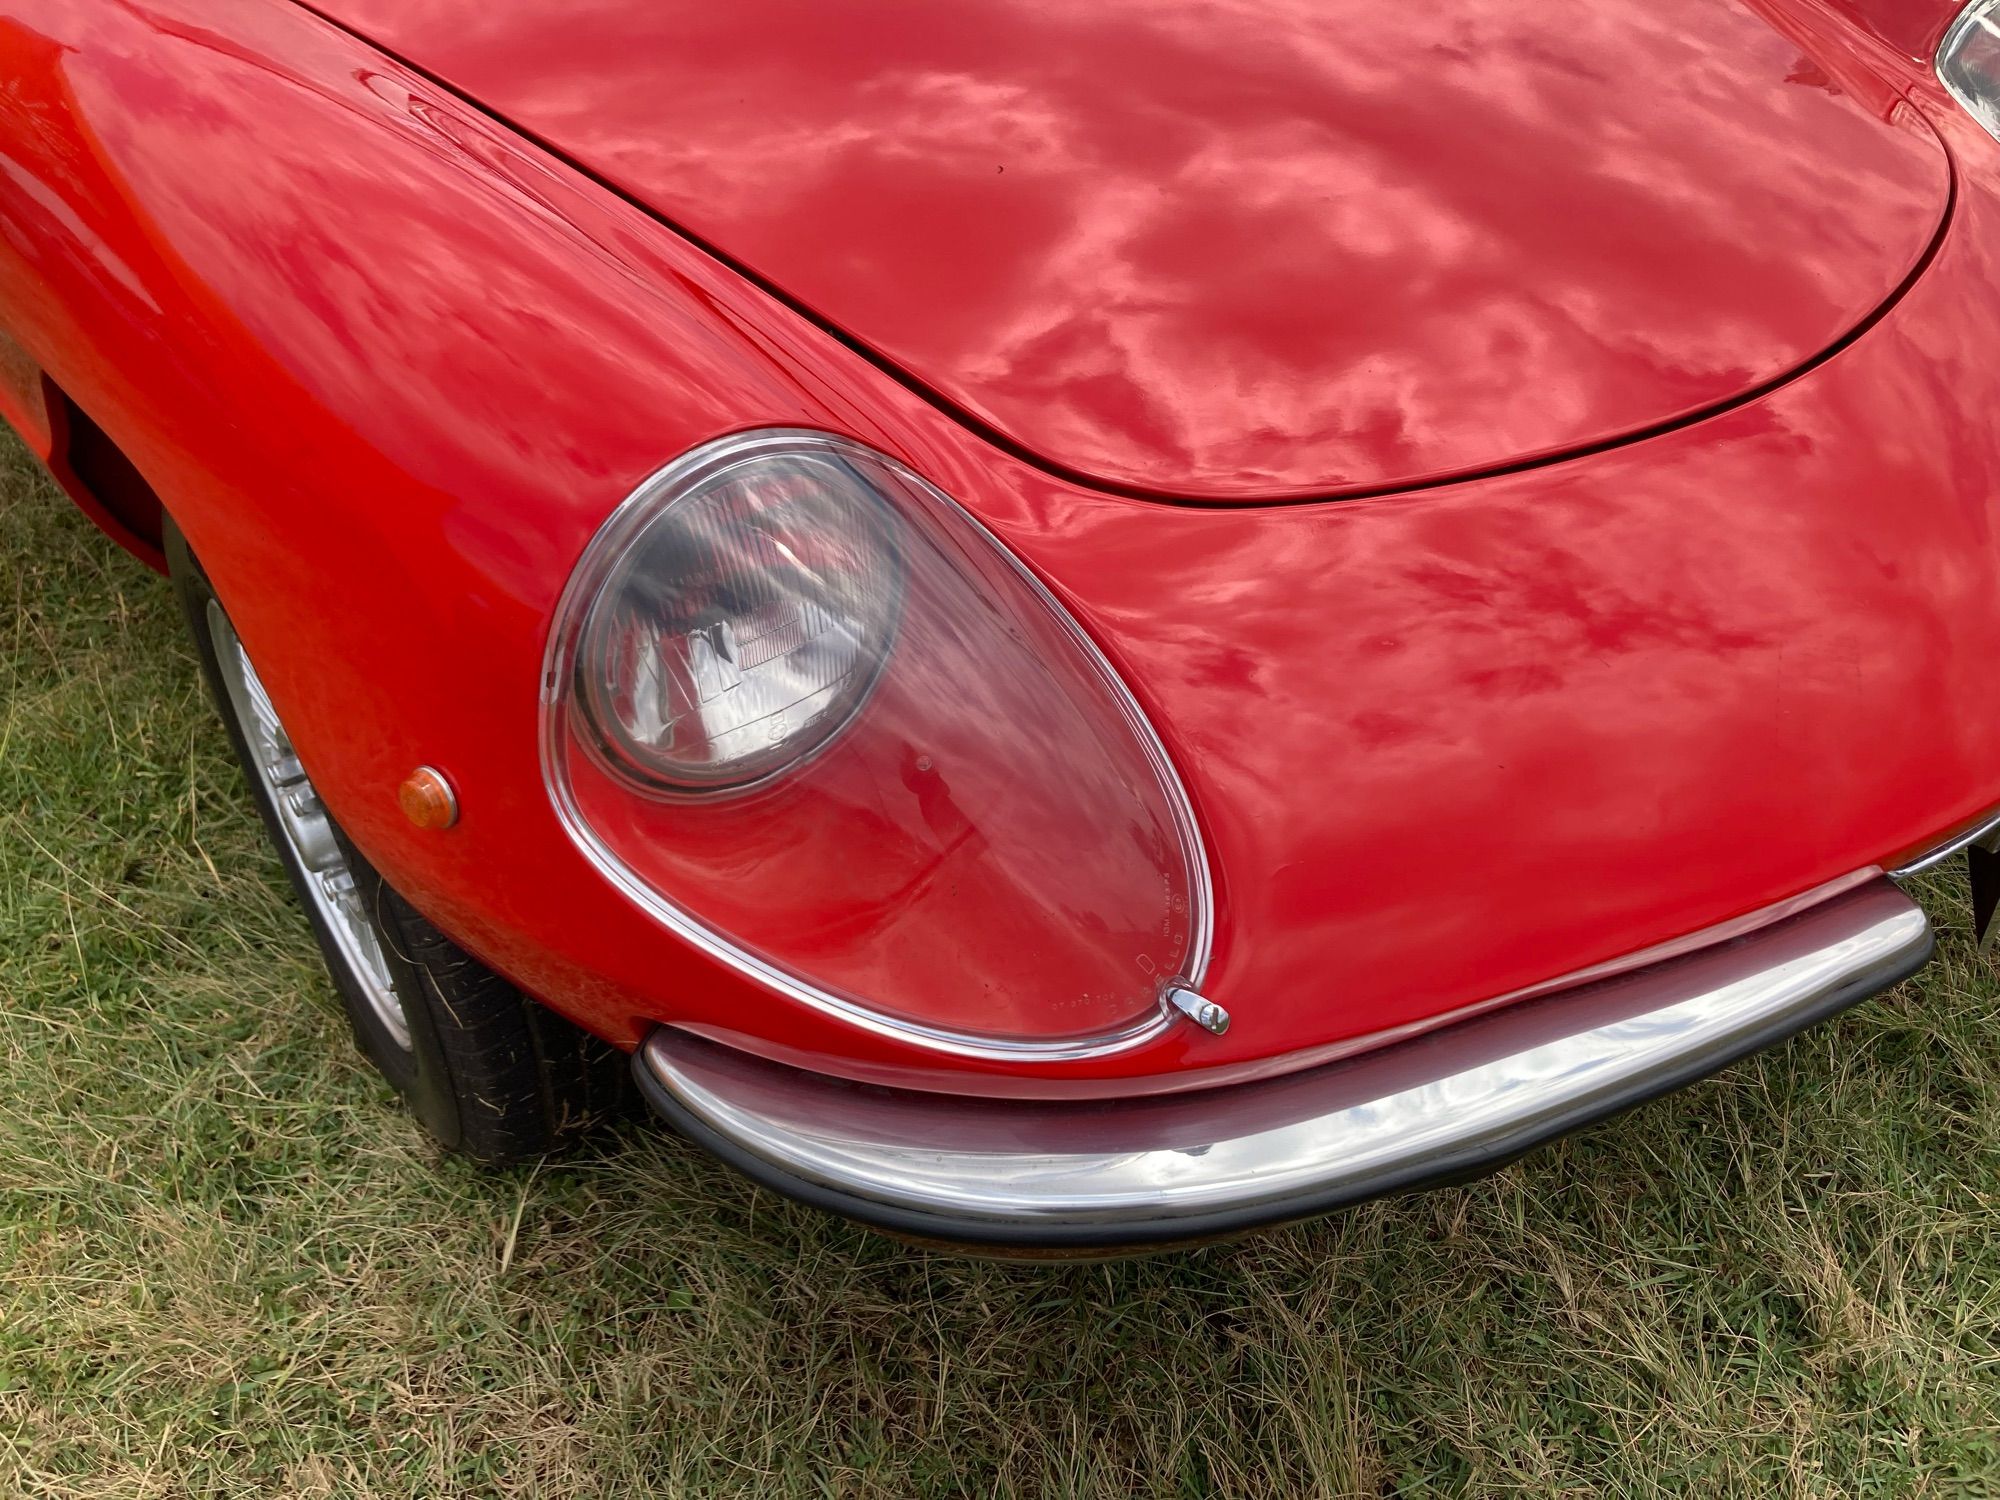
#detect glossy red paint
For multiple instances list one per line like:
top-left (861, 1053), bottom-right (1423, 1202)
top-left (2, 0), bottom-right (1998, 1097)
top-left (307, 0), bottom-right (1949, 500)
top-left (1826, 0), bottom-right (1966, 57)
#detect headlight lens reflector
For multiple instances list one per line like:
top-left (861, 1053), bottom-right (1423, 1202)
top-left (573, 452), bottom-right (902, 793)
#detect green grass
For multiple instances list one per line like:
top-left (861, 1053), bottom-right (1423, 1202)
top-left (2, 429), bottom-right (1998, 1498)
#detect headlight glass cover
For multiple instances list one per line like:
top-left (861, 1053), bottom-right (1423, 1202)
top-left (571, 449), bottom-right (903, 793)
top-left (543, 431), bottom-right (1212, 1055)
top-left (1939, 0), bottom-right (2000, 143)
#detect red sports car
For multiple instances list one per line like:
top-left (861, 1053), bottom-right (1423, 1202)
top-left (4, 0), bottom-right (1997, 1252)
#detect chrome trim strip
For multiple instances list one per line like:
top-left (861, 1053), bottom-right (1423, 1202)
top-left (541, 429), bottom-right (1212, 1063)
top-left (1889, 805), bottom-right (2000, 878)
top-left (637, 879), bottom-right (1930, 1246)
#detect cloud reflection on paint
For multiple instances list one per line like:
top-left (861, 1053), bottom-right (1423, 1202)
top-left (320, 0), bottom-right (1949, 495)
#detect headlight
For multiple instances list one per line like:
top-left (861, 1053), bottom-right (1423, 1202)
top-left (543, 430), bottom-right (1212, 1057)
top-left (1939, 0), bottom-right (2000, 143)
top-left (570, 446), bottom-right (904, 793)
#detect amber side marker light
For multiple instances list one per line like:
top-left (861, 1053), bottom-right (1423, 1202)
top-left (399, 766), bottom-right (459, 830)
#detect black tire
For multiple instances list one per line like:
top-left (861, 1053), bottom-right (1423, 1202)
top-left (167, 517), bottom-right (623, 1162)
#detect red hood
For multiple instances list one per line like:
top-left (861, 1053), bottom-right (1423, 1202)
top-left (309, 0), bottom-right (1948, 500)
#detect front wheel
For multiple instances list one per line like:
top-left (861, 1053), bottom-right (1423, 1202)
top-left (168, 519), bottom-right (622, 1162)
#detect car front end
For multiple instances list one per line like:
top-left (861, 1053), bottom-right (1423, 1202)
top-left (2, 0), bottom-right (1998, 1249)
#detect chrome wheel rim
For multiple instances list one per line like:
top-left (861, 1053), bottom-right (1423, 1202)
top-left (207, 600), bottom-right (412, 1052)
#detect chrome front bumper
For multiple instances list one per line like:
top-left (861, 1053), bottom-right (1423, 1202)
top-left (634, 878), bottom-right (1932, 1250)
